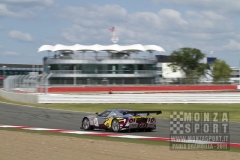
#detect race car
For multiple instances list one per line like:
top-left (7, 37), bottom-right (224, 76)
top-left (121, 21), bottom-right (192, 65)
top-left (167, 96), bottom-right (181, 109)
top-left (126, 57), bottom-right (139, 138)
top-left (80, 109), bottom-right (162, 132)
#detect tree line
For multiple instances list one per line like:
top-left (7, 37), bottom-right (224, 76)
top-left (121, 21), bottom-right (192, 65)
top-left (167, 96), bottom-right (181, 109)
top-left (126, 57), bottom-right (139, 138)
top-left (168, 47), bottom-right (232, 84)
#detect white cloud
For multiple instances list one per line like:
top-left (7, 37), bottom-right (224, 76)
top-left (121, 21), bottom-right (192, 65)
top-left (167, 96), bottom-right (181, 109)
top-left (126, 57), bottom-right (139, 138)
top-left (221, 40), bottom-right (240, 51)
top-left (185, 11), bottom-right (233, 33)
top-left (3, 51), bottom-right (20, 56)
top-left (61, 24), bottom-right (110, 44)
top-left (61, 25), bottom-right (85, 43)
top-left (1, 0), bottom-right (54, 7)
top-left (0, 0), bottom-right (54, 18)
top-left (151, 0), bottom-right (240, 15)
top-left (157, 9), bottom-right (187, 31)
top-left (58, 5), bottom-right (189, 45)
top-left (0, 4), bottom-right (35, 19)
top-left (57, 4), bottom-right (238, 54)
top-left (9, 30), bottom-right (33, 42)
top-left (159, 9), bottom-right (187, 26)
top-left (58, 5), bottom-right (127, 27)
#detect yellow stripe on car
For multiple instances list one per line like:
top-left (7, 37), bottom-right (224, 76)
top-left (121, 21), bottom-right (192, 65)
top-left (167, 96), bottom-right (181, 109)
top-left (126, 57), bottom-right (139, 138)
top-left (104, 117), bottom-right (124, 129)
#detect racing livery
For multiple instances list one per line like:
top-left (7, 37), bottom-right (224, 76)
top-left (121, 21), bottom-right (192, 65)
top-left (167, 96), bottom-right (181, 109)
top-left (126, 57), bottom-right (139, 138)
top-left (80, 109), bottom-right (162, 132)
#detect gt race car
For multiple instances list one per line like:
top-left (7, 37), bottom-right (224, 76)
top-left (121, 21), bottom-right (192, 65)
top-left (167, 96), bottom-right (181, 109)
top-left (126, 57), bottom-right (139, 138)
top-left (80, 109), bottom-right (162, 132)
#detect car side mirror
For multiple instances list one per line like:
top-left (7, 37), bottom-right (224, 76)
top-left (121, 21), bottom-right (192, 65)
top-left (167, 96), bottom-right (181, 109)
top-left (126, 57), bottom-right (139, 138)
top-left (95, 112), bottom-right (99, 115)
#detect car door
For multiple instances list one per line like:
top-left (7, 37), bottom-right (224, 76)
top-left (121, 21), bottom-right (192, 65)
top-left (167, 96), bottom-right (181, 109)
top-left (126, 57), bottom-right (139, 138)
top-left (96, 110), bottom-right (111, 128)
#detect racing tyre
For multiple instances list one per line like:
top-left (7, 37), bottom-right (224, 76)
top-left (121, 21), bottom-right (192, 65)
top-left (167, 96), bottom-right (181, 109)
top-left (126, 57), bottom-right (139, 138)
top-left (82, 118), bottom-right (93, 130)
top-left (111, 119), bottom-right (120, 132)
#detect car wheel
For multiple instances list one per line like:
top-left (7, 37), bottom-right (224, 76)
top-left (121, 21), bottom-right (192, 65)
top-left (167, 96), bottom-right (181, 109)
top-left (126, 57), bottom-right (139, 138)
top-left (82, 118), bottom-right (93, 130)
top-left (111, 119), bottom-right (120, 132)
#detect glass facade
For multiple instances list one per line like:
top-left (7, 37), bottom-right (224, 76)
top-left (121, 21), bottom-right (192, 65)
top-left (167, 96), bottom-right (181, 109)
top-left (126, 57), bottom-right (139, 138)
top-left (0, 70), bottom-right (42, 76)
top-left (47, 64), bottom-right (156, 74)
top-left (0, 67), bottom-right (43, 78)
top-left (43, 51), bottom-right (158, 85)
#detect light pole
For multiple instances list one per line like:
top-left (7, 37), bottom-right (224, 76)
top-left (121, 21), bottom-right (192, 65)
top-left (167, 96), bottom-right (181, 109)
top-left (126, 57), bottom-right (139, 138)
top-left (74, 65), bottom-right (76, 85)
top-left (48, 65), bottom-right (51, 74)
top-left (32, 65), bottom-right (35, 73)
top-left (2, 66), bottom-right (6, 88)
top-left (239, 60), bottom-right (240, 85)
top-left (2, 65), bottom-right (6, 79)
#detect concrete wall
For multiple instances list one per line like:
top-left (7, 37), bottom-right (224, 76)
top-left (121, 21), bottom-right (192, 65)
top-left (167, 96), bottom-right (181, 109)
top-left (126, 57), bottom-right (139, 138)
top-left (45, 85), bottom-right (238, 93)
top-left (0, 89), bottom-right (38, 104)
top-left (38, 93), bottom-right (240, 104)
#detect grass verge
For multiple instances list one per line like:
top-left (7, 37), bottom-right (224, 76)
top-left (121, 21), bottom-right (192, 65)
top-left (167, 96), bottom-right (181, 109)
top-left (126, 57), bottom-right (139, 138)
top-left (0, 127), bottom-right (169, 146)
top-left (1, 127), bottom-right (240, 152)
top-left (1, 96), bottom-right (240, 122)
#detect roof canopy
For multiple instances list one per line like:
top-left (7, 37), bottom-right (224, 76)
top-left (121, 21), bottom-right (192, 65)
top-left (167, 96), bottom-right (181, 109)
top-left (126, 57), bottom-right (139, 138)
top-left (38, 44), bottom-right (165, 53)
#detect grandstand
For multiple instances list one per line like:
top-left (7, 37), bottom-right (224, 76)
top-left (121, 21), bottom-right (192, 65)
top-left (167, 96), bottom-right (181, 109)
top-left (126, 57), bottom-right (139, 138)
top-left (38, 44), bottom-right (165, 85)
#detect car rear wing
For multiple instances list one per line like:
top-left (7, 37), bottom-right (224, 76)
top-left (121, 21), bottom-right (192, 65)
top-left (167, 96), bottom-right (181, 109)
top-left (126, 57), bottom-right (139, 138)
top-left (123, 110), bottom-right (162, 116)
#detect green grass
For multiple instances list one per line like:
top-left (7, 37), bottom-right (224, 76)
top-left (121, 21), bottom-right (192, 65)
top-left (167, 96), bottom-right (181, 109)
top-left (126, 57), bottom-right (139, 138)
top-left (1, 96), bottom-right (240, 122)
top-left (1, 127), bottom-right (240, 152)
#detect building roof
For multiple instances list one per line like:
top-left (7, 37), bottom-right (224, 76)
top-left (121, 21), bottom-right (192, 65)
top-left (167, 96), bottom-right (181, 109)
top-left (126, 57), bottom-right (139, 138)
top-left (38, 44), bottom-right (165, 53)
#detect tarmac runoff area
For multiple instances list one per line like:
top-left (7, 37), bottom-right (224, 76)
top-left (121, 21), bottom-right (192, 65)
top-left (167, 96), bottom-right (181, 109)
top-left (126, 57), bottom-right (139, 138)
top-left (38, 93), bottom-right (240, 103)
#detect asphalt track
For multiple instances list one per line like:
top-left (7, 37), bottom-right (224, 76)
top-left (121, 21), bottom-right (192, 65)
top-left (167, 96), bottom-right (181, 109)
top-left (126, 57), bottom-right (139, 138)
top-left (0, 101), bottom-right (239, 143)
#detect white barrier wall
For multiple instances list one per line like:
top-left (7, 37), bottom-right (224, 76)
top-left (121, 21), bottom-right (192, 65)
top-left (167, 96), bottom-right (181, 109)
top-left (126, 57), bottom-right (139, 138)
top-left (2, 89), bottom-right (240, 104)
top-left (0, 89), bottom-right (38, 104)
top-left (38, 93), bottom-right (240, 104)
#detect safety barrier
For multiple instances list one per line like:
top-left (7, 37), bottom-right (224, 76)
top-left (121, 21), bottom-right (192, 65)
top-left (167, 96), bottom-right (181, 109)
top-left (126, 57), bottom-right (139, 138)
top-left (46, 85), bottom-right (238, 93)
top-left (0, 89), bottom-right (38, 104)
top-left (1, 87), bottom-right (240, 104)
top-left (37, 93), bottom-right (240, 104)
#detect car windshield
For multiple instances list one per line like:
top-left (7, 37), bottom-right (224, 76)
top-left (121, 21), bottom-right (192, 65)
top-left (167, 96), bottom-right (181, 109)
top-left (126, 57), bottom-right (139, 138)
top-left (98, 110), bottom-right (111, 117)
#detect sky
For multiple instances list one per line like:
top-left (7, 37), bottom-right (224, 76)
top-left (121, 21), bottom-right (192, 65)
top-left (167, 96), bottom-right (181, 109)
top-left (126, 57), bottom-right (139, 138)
top-left (0, 0), bottom-right (240, 67)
